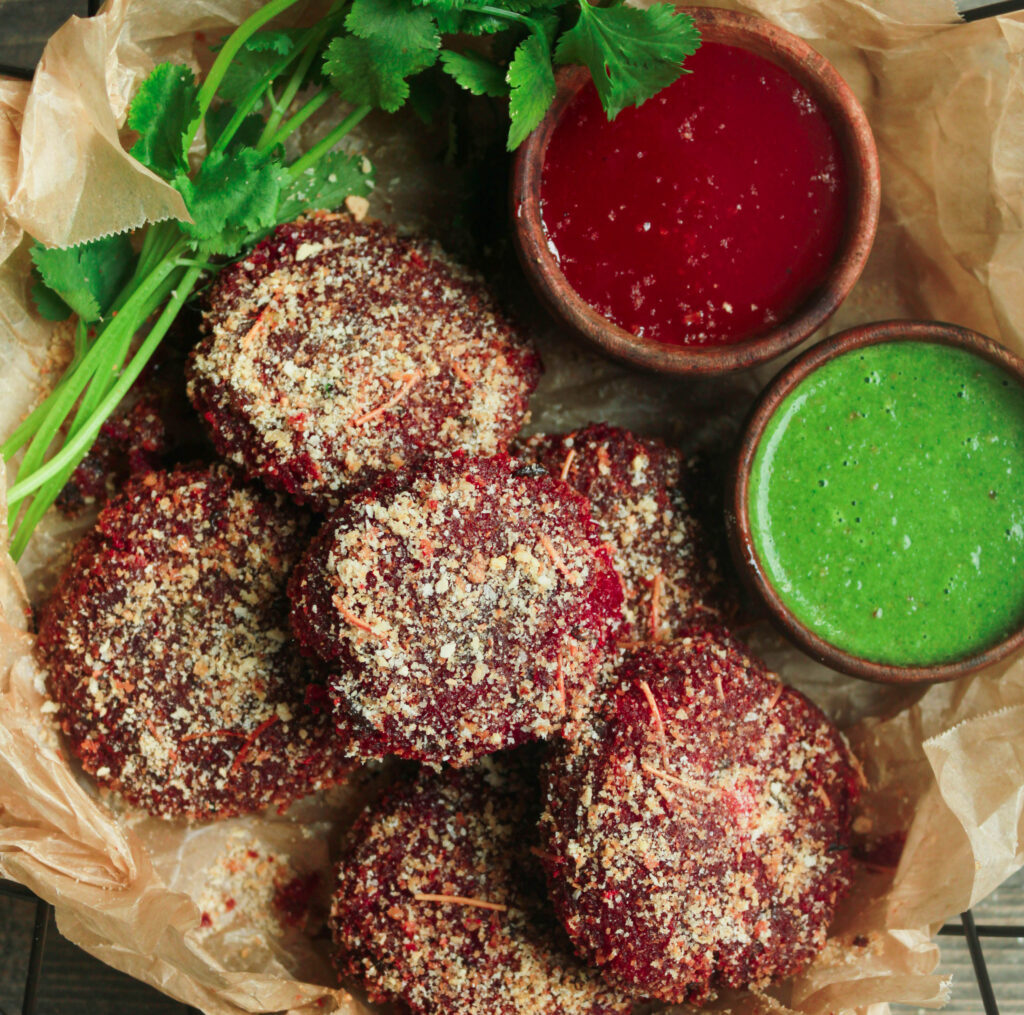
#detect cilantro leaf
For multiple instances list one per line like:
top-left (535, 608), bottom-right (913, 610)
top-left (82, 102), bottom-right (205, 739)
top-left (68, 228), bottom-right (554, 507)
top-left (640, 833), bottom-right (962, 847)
top-left (347, 0), bottom-right (440, 57)
top-left (127, 63), bottom-right (198, 180)
top-left (324, 0), bottom-right (441, 111)
top-left (277, 150), bottom-right (375, 222)
top-left (243, 30), bottom-right (296, 55)
top-left (417, 0), bottom-right (563, 34)
top-left (440, 49), bottom-right (508, 98)
top-left (323, 34), bottom-right (431, 113)
top-left (174, 147), bottom-right (283, 255)
top-left (30, 270), bottom-right (72, 322)
top-left (555, 2), bottom-right (699, 120)
top-left (206, 103), bottom-right (265, 152)
top-left (506, 34), bottom-right (556, 150)
top-left (30, 234), bottom-right (136, 323)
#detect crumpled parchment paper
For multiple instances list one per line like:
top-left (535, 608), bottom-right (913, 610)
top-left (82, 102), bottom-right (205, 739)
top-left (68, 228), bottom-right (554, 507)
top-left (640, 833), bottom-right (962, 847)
top-left (0, 0), bottom-right (1022, 1012)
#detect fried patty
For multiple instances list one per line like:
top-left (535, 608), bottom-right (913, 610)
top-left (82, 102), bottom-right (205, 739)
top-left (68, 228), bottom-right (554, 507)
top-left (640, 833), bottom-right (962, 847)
top-left (188, 213), bottom-right (541, 511)
top-left (539, 631), bottom-right (857, 1003)
top-left (288, 452), bottom-right (624, 766)
top-left (330, 754), bottom-right (632, 1015)
top-left (37, 464), bottom-right (348, 820)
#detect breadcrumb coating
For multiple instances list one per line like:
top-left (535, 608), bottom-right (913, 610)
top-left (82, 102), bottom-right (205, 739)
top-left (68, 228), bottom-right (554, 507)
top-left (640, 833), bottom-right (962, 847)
top-left (289, 452), bottom-right (624, 766)
top-left (38, 464), bottom-right (349, 820)
top-left (188, 214), bottom-right (541, 511)
top-left (539, 631), bottom-right (858, 1003)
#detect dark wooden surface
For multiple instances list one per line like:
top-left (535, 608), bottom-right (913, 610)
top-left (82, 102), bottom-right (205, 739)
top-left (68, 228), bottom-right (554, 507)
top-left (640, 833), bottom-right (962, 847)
top-left (0, 0), bottom-right (88, 79)
top-left (0, 1), bottom-right (1021, 1013)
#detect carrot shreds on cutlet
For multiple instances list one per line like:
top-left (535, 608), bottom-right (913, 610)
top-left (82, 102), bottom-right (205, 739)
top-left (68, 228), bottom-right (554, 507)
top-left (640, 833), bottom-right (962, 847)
top-left (349, 369), bottom-right (423, 427)
top-left (529, 846), bottom-right (561, 865)
top-left (538, 532), bottom-right (575, 582)
top-left (555, 652), bottom-right (567, 716)
top-left (413, 893), bottom-right (507, 912)
top-left (180, 729), bottom-right (245, 743)
top-left (767, 683), bottom-right (783, 709)
top-left (560, 448), bottom-right (576, 482)
top-left (450, 360), bottom-right (475, 387)
top-left (653, 781), bottom-right (676, 810)
top-left (230, 715), bottom-right (279, 776)
top-left (637, 679), bottom-right (670, 767)
top-left (715, 673), bottom-right (725, 701)
top-left (332, 594), bottom-right (382, 637)
top-left (650, 570), bottom-right (664, 641)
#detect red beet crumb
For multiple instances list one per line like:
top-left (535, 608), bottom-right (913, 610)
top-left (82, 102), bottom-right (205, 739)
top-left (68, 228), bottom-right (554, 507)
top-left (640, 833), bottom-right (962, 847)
top-left (37, 464), bottom-right (351, 820)
top-left (329, 755), bottom-right (632, 1015)
top-left (288, 452), bottom-right (625, 767)
top-left (274, 872), bottom-right (320, 928)
top-left (539, 631), bottom-right (858, 1003)
top-left (517, 423), bottom-right (735, 640)
top-left (187, 213), bottom-right (541, 512)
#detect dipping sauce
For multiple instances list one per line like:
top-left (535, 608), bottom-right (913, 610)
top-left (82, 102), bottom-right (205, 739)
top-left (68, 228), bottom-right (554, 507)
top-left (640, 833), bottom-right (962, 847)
top-left (748, 341), bottom-right (1024, 665)
top-left (540, 41), bottom-right (849, 347)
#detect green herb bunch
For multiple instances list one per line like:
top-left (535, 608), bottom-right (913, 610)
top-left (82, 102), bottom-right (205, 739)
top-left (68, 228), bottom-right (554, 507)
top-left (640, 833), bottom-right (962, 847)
top-left (4, 0), bottom-right (699, 560)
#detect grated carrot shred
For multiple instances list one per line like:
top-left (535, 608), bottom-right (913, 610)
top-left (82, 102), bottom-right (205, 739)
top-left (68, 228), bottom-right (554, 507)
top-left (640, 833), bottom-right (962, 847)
top-left (332, 594), bottom-right (382, 637)
top-left (240, 292), bottom-right (282, 349)
top-left (640, 760), bottom-right (711, 796)
top-left (560, 448), bottom-right (576, 482)
top-left (814, 785), bottom-right (832, 809)
top-left (230, 715), bottom-right (279, 776)
top-left (180, 729), bottom-right (244, 743)
top-left (767, 683), bottom-right (783, 709)
top-left (349, 369), bottom-right (422, 427)
top-left (538, 532), bottom-right (574, 582)
top-left (413, 893), bottom-right (507, 912)
top-left (450, 360), bottom-right (475, 387)
top-left (653, 781), bottom-right (676, 810)
top-left (715, 674), bottom-right (725, 701)
top-left (649, 571), bottom-right (664, 641)
top-left (638, 679), bottom-right (670, 767)
top-left (529, 846), bottom-right (560, 864)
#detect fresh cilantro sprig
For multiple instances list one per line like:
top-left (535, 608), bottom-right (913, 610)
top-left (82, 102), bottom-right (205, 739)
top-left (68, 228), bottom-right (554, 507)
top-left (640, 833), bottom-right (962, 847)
top-left (324, 0), bottom-right (700, 150)
top-left (6, 0), bottom-right (698, 559)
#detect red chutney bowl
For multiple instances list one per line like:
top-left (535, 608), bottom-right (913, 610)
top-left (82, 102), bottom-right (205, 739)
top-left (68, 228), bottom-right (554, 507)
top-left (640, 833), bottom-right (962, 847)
top-left (511, 7), bottom-right (881, 375)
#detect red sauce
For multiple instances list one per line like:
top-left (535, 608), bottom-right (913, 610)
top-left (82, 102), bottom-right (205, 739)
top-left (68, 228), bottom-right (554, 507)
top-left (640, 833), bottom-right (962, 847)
top-left (540, 42), bottom-right (849, 347)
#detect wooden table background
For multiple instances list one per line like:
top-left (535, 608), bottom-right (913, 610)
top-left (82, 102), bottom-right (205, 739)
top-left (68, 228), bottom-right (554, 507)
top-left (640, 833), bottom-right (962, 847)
top-left (0, 0), bottom-right (1022, 1011)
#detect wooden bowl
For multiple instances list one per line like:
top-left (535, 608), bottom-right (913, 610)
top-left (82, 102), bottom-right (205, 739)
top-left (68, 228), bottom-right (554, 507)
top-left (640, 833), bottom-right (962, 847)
top-left (511, 6), bottom-right (881, 375)
top-left (728, 320), bottom-right (1024, 683)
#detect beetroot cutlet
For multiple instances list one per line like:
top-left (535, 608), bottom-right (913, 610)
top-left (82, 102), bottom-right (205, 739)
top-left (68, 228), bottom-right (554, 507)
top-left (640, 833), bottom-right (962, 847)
top-left (37, 465), bottom-right (348, 821)
top-left (539, 631), bottom-right (857, 1003)
top-left (518, 424), bottom-right (734, 641)
top-left (329, 755), bottom-right (632, 1015)
top-left (187, 213), bottom-right (541, 512)
top-left (288, 452), bottom-right (624, 767)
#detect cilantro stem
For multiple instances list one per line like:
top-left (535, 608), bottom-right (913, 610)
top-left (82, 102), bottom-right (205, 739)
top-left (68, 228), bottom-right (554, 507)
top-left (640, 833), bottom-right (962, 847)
top-left (7, 264), bottom-right (204, 554)
top-left (261, 88), bottom-right (330, 150)
top-left (209, 46), bottom-right (305, 158)
top-left (188, 0), bottom-right (305, 156)
top-left (1, 333), bottom-right (85, 460)
top-left (288, 105), bottom-right (370, 178)
top-left (258, 22), bottom-right (332, 148)
top-left (6, 246), bottom-right (188, 514)
top-left (477, 4), bottom-right (549, 44)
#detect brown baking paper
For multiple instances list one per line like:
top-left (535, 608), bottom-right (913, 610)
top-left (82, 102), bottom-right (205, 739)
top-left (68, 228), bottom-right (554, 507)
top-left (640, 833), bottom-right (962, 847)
top-left (1, 0), bottom-right (1023, 1012)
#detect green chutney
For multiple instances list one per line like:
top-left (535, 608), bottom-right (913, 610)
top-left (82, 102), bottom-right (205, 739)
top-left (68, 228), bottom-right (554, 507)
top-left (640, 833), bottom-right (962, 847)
top-left (748, 341), bottom-right (1024, 665)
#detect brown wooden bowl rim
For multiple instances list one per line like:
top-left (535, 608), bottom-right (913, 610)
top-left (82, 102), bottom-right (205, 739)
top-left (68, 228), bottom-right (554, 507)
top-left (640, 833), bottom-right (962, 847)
top-left (511, 5), bottom-right (882, 376)
top-left (729, 319), bottom-right (1024, 684)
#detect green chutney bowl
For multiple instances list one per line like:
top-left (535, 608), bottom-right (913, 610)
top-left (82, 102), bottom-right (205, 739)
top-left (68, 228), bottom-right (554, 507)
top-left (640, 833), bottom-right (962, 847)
top-left (728, 319), bottom-right (1024, 684)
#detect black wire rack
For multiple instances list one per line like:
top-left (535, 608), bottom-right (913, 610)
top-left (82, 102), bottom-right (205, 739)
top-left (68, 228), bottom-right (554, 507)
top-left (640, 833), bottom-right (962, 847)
top-left (1, 0), bottom-right (1023, 1011)
top-left (1, 875), bottom-right (1022, 1014)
